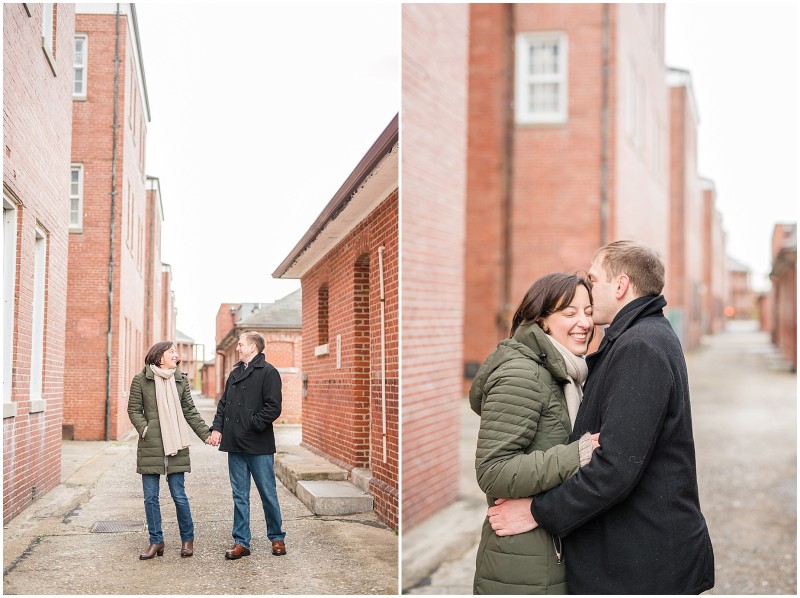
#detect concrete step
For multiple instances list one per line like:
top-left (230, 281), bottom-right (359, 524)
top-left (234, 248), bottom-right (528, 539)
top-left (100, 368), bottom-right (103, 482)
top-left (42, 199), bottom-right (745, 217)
top-left (274, 444), bottom-right (347, 495)
top-left (295, 480), bottom-right (374, 516)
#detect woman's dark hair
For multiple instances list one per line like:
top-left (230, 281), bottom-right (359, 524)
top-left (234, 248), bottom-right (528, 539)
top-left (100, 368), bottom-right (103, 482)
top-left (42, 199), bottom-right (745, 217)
top-left (510, 273), bottom-right (593, 338)
top-left (144, 341), bottom-right (180, 367)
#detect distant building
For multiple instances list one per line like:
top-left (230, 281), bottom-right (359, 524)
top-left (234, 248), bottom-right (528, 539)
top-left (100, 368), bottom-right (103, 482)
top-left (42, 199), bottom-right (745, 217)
top-left (214, 289), bottom-right (303, 424)
top-left (3, 3), bottom-right (76, 523)
top-left (274, 116), bottom-right (399, 529)
top-left (769, 223), bottom-right (796, 371)
top-left (175, 329), bottom-right (198, 389)
top-left (727, 257), bottom-right (756, 320)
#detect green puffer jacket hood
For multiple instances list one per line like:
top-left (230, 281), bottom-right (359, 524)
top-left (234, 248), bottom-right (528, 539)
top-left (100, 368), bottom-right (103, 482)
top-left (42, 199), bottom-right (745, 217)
top-left (127, 366), bottom-right (211, 475)
top-left (470, 322), bottom-right (582, 595)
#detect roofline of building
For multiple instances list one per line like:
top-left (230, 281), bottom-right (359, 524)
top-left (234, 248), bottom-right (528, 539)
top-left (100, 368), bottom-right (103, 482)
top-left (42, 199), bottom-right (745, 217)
top-left (129, 4), bottom-right (151, 122)
top-left (272, 114), bottom-right (399, 279)
top-left (666, 67), bottom-right (700, 126)
top-left (145, 176), bottom-right (165, 221)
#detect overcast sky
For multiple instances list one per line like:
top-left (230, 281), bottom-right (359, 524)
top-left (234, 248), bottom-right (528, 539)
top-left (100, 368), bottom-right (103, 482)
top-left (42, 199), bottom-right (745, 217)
top-left (135, 3), bottom-right (400, 354)
top-left (135, 3), bottom-right (796, 353)
top-left (665, 3), bottom-right (797, 291)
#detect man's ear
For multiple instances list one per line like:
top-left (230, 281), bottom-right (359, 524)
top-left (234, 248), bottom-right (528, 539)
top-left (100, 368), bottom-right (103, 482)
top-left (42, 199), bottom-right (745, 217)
top-left (616, 274), bottom-right (631, 299)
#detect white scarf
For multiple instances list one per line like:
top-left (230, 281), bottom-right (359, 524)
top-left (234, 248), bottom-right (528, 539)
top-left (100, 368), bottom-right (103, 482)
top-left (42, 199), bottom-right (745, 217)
top-left (546, 336), bottom-right (589, 427)
top-left (150, 364), bottom-right (190, 457)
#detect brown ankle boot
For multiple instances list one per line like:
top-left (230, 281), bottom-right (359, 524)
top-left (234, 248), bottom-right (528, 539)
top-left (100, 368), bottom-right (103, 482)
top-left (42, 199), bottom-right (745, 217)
top-left (180, 540), bottom-right (193, 557)
top-left (139, 542), bottom-right (165, 560)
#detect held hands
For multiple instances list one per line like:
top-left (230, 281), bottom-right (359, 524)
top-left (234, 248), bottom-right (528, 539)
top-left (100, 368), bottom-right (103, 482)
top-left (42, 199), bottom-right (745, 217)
top-left (206, 430), bottom-right (222, 446)
top-left (591, 432), bottom-right (600, 451)
top-left (487, 497), bottom-right (539, 536)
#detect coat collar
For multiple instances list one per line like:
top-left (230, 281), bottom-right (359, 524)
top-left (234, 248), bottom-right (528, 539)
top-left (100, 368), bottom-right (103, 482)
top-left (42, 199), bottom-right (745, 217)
top-left (233, 352), bottom-right (266, 380)
top-left (510, 322), bottom-right (570, 384)
top-left (594, 294), bottom-right (666, 352)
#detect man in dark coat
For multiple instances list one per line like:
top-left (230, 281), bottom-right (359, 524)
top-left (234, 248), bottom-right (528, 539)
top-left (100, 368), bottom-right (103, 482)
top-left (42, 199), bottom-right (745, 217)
top-left (487, 241), bottom-right (714, 594)
top-left (209, 331), bottom-right (286, 559)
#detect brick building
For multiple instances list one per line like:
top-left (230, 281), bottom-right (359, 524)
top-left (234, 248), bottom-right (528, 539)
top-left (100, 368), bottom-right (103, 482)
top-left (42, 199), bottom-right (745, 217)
top-left (214, 289), bottom-right (303, 424)
top-left (3, 3), bottom-right (76, 523)
top-left (274, 116), bottom-right (399, 529)
top-left (727, 257), bottom-right (756, 320)
top-left (769, 223), bottom-right (796, 371)
top-left (700, 178), bottom-right (728, 336)
top-left (63, 4), bottom-right (172, 440)
top-left (401, 4), bottom-right (470, 529)
top-left (175, 329), bottom-right (198, 390)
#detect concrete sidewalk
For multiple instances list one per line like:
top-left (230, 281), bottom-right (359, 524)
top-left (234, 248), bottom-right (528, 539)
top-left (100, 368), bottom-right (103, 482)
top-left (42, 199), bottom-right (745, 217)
top-left (3, 396), bottom-right (398, 595)
top-left (402, 320), bottom-right (797, 594)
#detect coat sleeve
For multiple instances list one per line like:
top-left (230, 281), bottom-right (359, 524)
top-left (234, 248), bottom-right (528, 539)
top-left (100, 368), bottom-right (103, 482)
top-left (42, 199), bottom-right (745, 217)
top-left (251, 367), bottom-right (282, 432)
top-left (211, 373), bottom-right (230, 433)
top-left (475, 360), bottom-right (581, 499)
top-left (127, 374), bottom-right (147, 438)
top-left (532, 339), bottom-right (672, 536)
top-left (179, 379), bottom-right (210, 441)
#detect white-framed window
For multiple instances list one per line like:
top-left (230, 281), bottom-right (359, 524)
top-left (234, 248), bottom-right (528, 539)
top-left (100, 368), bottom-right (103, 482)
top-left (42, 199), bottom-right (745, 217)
top-left (70, 164), bottom-right (83, 231)
top-left (515, 32), bottom-right (568, 125)
top-left (29, 226), bottom-right (47, 411)
top-left (3, 196), bottom-right (18, 417)
top-left (74, 34), bottom-right (87, 98)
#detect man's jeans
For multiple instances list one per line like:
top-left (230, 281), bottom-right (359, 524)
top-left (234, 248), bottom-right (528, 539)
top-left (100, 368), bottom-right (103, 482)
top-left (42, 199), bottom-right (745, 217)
top-left (228, 452), bottom-right (285, 548)
top-left (141, 472), bottom-right (194, 544)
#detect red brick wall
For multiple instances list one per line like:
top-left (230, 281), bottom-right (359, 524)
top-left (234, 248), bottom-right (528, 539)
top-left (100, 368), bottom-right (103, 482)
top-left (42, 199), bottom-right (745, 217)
top-left (402, 3), bottom-right (469, 529)
top-left (144, 181), bottom-right (164, 350)
top-left (65, 12), bottom-right (148, 440)
top-left (770, 225), bottom-right (797, 370)
top-left (3, 3), bottom-right (75, 523)
top-left (301, 192), bottom-right (399, 529)
top-left (701, 182), bottom-right (727, 335)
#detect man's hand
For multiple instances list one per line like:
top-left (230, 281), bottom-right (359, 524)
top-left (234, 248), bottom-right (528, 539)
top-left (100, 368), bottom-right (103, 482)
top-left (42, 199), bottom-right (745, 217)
top-left (487, 497), bottom-right (538, 536)
top-left (207, 430), bottom-right (222, 446)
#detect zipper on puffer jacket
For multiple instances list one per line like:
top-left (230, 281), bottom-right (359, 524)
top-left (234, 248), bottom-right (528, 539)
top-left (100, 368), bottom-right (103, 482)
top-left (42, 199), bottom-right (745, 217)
top-left (552, 535), bottom-right (563, 565)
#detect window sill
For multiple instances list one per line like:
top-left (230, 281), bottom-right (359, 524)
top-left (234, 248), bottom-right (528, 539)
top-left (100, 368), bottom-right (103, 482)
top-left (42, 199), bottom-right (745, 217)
top-left (30, 399), bottom-right (46, 413)
top-left (3, 402), bottom-right (17, 419)
top-left (314, 344), bottom-right (329, 357)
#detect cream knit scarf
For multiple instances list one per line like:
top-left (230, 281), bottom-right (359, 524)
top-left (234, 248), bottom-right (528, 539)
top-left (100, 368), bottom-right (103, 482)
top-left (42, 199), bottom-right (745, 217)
top-left (150, 364), bottom-right (190, 457)
top-left (546, 336), bottom-right (589, 427)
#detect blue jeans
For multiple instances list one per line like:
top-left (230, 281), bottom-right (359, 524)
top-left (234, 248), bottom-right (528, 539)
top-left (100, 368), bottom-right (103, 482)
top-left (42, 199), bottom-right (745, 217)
top-left (228, 452), bottom-right (285, 548)
top-left (141, 473), bottom-right (194, 544)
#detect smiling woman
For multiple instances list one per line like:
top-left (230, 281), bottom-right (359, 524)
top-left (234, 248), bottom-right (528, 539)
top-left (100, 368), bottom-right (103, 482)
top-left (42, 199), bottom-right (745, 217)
top-left (127, 340), bottom-right (213, 560)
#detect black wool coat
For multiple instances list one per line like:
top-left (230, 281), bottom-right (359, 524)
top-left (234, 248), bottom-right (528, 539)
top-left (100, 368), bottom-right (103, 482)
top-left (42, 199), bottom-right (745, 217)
top-left (531, 295), bottom-right (714, 595)
top-left (211, 352), bottom-right (282, 455)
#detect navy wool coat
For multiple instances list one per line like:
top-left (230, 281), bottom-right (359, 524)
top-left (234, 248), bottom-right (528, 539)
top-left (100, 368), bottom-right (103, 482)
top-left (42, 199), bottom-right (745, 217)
top-left (531, 295), bottom-right (714, 595)
top-left (211, 352), bottom-right (282, 455)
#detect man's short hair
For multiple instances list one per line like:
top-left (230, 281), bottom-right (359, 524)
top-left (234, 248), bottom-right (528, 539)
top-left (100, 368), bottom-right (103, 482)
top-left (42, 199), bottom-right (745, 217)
top-left (594, 240), bottom-right (665, 296)
top-left (240, 331), bottom-right (265, 354)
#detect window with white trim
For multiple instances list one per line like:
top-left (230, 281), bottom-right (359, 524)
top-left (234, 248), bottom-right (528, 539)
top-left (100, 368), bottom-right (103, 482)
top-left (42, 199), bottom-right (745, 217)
top-left (29, 227), bottom-right (47, 407)
top-left (515, 32), bottom-right (568, 124)
top-left (70, 164), bottom-right (83, 231)
top-left (74, 35), bottom-right (87, 98)
top-left (3, 197), bottom-right (18, 413)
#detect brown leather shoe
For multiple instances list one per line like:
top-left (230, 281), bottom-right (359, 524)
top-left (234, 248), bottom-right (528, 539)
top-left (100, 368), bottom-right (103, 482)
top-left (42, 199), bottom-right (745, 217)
top-left (271, 540), bottom-right (286, 556)
top-left (180, 540), bottom-right (193, 557)
top-left (224, 544), bottom-right (251, 560)
top-left (139, 542), bottom-right (165, 560)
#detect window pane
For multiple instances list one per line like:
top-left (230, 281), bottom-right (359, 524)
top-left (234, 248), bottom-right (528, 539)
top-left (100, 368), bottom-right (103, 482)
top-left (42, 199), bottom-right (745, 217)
top-left (70, 199), bottom-right (79, 225)
top-left (75, 38), bottom-right (84, 63)
top-left (74, 69), bottom-right (84, 94)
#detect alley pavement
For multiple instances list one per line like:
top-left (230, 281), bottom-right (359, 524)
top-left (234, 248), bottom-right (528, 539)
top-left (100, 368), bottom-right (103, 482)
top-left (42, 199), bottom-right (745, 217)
top-left (403, 320), bottom-right (797, 595)
top-left (3, 397), bottom-right (398, 595)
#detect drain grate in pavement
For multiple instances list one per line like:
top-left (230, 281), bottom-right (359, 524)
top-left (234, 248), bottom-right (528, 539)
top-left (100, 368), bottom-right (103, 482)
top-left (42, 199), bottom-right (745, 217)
top-left (90, 520), bottom-right (143, 533)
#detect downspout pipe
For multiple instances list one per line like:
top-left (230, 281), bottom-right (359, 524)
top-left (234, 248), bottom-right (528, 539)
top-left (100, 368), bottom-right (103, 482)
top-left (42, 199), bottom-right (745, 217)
top-left (377, 246), bottom-right (387, 462)
top-left (600, 3), bottom-right (610, 246)
top-left (105, 4), bottom-right (121, 441)
top-left (500, 3), bottom-right (515, 336)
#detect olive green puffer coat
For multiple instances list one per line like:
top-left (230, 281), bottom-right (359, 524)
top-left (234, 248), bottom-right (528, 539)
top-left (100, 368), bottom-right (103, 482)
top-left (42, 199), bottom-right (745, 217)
top-left (470, 322), bottom-right (582, 595)
top-left (127, 366), bottom-right (210, 475)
